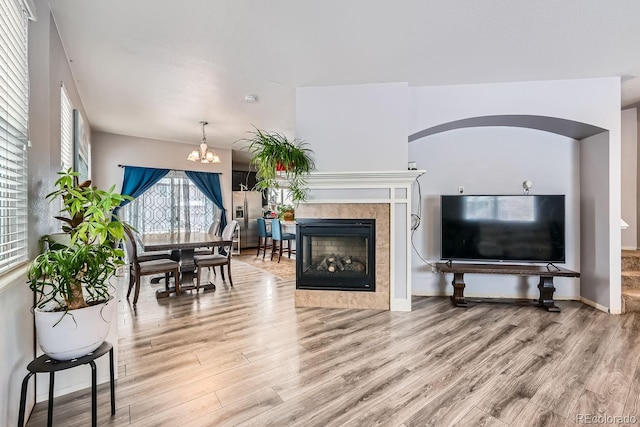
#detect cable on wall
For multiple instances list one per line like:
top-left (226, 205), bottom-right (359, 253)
top-left (409, 176), bottom-right (436, 269)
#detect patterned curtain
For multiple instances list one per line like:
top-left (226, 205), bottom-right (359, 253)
top-left (121, 170), bottom-right (220, 235)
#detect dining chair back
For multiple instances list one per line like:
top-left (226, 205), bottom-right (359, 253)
top-left (123, 227), bottom-right (181, 305)
top-left (270, 218), bottom-right (295, 263)
top-left (195, 218), bottom-right (223, 256)
top-left (256, 218), bottom-right (272, 259)
top-left (208, 219), bottom-right (221, 236)
top-left (194, 220), bottom-right (238, 291)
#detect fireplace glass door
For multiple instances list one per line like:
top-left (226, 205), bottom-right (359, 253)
top-left (296, 219), bottom-right (375, 291)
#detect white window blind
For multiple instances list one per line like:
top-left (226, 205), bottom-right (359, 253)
top-left (60, 84), bottom-right (73, 170)
top-left (0, 0), bottom-right (29, 275)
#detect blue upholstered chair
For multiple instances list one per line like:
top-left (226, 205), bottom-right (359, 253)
top-left (270, 218), bottom-right (295, 263)
top-left (256, 218), bottom-right (272, 259)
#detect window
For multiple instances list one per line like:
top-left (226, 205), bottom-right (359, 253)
top-left (121, 170), bottom-right (221, 235)
top-left (60, 84), bottom-right (73, 170)
top-left (0, 0), bottom-right (30, 275)
top-left (73, 109), bottom-right (90, 181)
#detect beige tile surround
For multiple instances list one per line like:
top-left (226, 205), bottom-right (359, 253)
top-left (294, 203), bottom-right (390, 310)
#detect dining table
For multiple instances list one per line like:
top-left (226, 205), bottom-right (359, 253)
top-left (139, 231), bottom-right (231, 298)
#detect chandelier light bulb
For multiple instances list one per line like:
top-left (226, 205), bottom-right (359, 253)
top-left (187, 121), bottom-right (221, 163)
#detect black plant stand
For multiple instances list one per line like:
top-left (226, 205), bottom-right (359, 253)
top-left (18, 341), bottom-right (115, 427)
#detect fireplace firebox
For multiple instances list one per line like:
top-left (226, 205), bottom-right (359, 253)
top-left (296, 219), bottom-right (375, 291)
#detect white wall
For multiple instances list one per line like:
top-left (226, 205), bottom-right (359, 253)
top-left (409, 127), bottom-right (581, 299)
top-left (581, 133), bottom-right (612, 308)
top-left (295, 83), bottom-right (415, 310)
top-left (408, 77), bottom-right (621, 311)
top-left (91, 132), bottom-right (233, 225)
top-left (622, 108), bottom-right (638, 249)
top-left (296, 82), bottom-right (409, 172)
top-left (1, 1), bottom-right (101, 424)
top-left (409, 78), bottom-right (619, 132)
top-left (0, 271), bottom-right (32, 427)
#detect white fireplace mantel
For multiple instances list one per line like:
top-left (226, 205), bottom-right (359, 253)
top-left (304, 170), bottom-right (425, 188)
top-left (299, 170), bottom-right (425, 311)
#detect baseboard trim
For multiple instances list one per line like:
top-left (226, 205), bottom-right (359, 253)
top-left (412, 291), bottom-right (579, 300)
top-left (390, 298), bottom-right (412, 312)
top-left (580, 296), bottom-right (614, 314)
top-left (622, 246), bottom-right (638, 251)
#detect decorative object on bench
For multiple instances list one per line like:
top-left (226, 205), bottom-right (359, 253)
top-left (436, 262), bottom-right (580, 312)
top-left (27, 169), bottom-right (131, 360)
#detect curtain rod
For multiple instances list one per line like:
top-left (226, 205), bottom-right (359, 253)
top-left (117, 164), bottom-right (222, 174)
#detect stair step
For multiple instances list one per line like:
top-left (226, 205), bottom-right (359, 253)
top-left (622, 271), bottom-right (640, 290)
top-left (622, 250), bottom-right (640, 271)
top-left (622, 289), bottom-right (640, 313)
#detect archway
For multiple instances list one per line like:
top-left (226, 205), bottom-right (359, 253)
top-left (408, 114), bottom-right (617, 312)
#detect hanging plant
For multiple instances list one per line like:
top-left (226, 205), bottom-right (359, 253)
top-left (238, 127), bottom-right (315, 203)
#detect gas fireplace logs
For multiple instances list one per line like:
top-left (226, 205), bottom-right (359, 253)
top-left (315, 254), bottom-right (365, 273)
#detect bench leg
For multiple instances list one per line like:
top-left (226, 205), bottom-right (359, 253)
top-left (537, 276), bottom-right (560, 312)
top-left (451, 272), bottom-right (468, 307)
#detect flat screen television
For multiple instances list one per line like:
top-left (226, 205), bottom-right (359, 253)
top-left (441, 195), bottom-right (565, 263)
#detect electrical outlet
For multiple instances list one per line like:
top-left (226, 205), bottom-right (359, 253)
top-left (458, 186), bottom-right (464, 194)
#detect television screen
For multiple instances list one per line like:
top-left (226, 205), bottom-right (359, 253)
top-left (441, 195), bottom-right (565, 263)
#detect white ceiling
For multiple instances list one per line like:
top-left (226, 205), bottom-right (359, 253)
top-left (48, 0), bottom-right (640, 159)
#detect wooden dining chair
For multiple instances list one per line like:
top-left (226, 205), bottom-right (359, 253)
top-left (194, 220), bottom-right (238, 291)
top-left (194, 219), bottom-right (222, 257)
top-left (256, 217), bottom-right (272, 259)
top-left (270, 218), bottom-right (295, 263)
top-left (123, 227), bottom-right (181, 305)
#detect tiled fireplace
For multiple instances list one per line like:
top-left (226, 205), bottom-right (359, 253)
top-left (294, 170), bottom-right (423, 311)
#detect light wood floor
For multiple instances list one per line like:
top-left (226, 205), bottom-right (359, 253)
top-left (27, 254), bottom-right (640, 426)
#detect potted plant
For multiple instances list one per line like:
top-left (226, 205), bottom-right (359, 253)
top-left (278, 204), bottom-right (295, 221)
top-left (240, 128), bottom-right (315, 203)
top-left (27, 169), bottom-right (131, 360)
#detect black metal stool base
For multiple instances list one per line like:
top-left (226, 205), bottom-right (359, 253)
top-left (18, 341), bottom-right (115, 427)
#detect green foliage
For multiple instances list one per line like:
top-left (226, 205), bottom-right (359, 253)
top-left (28, 243), bottom-right (123, 311)
top-left (238, 127), bottom-right (315, 204)
top-left (27, 169), bottom-right (132, 311)
top-left (277, 204), bottom-right (295, 220)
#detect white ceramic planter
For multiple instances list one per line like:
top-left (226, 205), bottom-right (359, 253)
top-left (34, 296), bottom-right (115, 361)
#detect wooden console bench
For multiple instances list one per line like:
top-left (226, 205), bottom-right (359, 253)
top-left (435, 262), bottom-right (580, 312)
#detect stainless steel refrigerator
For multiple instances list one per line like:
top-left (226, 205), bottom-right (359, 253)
top-left (232, 191), bottom-right (263, 250)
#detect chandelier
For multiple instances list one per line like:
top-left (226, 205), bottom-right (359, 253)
top-left (187, 121), bottom-right (221, 163)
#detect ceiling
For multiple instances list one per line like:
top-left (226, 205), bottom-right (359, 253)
top-left (48, 0), bottom-right (640, 161)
